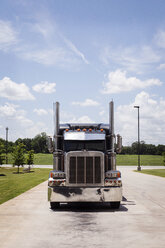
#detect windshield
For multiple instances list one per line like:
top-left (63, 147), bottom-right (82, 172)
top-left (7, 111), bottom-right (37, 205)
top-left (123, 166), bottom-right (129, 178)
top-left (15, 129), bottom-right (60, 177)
top-left (64, 140), bottom-right (105, 152)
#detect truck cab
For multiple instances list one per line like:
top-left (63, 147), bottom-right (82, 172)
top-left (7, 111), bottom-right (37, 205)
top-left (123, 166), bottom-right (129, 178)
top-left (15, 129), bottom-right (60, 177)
top-left (48, 102), bottom-right (122, 209)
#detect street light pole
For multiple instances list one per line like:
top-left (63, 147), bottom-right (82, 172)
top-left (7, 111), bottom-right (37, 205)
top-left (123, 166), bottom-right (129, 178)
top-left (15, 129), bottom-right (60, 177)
top-left (6, 127), bottom-right (9, 165)
top-left (134, 106), bottom-right (141, 171)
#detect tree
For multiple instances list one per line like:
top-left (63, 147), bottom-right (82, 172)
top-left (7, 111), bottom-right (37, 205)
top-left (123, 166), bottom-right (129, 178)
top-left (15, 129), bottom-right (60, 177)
top-left (26, 150), bottom-right (34, 172)
top-left (131, 142), bottom-right (138, 154)
top-left (22, 138), bottom-right (33, 151)
top-left (145, 144), bottom-right (156, 155)
top-left (121, 146), bottom-right (133, 154)
top-left (15, 138), bottom-right (33, 151)
top-left (12, 142), bottom-right (26, 173)
top-left (125, 142), bottom-right (163, 155)
top-left (0, 138), bottom-right (14, 153)
top-left (0, 141), bottom-right (5, 166)
top-left (157, 145), bottom-right (165, 155)
top-left (31, 132), bottom-right (49, 153)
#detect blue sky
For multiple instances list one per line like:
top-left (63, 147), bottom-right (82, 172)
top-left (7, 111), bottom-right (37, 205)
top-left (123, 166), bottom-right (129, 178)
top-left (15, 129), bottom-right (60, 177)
top-left (0, 0), bottom-right (165, 145)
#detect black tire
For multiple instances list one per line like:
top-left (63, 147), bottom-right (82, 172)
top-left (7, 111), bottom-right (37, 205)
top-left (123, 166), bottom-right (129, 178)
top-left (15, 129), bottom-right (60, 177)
top-left (110, 201), bottom-right (120, 209)
top-left (50, 202), bottom-right (60, 209)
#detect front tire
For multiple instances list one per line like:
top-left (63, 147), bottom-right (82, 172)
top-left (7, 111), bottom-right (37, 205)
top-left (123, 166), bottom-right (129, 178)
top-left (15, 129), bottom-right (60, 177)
top-left (110, 201), bottom-right (120, 209)
top-left (50, 202), bottom-right (60, 209)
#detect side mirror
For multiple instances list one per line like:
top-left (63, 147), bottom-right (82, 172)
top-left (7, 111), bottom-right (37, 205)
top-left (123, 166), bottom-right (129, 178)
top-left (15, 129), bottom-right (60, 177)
top-left (47, 136), bottom-right (53, 153)
top-left (116, 134), bottom-right (122, 153)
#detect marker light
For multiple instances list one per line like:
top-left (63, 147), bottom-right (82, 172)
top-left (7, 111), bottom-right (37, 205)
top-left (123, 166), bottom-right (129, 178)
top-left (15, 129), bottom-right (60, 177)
top-left (100, 129), bottom-right (104, 132)
top-left (104, 178), bottom-right (122, 186)
top-left (83, 128), bottom-right (86, 132)
top-left (65, 129), bottom-right (69, 132)
top-left (117, 171), bottom-right (121, 178)
top-left (89, 128), bottom-right (92, 132)
top-left (48, 178), bottom-right (66, 187)
top-left (77, 129), bottom-right (80, 131)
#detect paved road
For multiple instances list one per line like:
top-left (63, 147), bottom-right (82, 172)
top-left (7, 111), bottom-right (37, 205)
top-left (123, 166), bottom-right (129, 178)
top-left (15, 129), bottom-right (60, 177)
top-left (0, 166), bottom-right (165, 248)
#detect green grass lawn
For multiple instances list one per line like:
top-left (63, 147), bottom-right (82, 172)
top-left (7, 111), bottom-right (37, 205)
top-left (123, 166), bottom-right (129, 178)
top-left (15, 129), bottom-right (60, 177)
top-left (137, 169), bottom-right (165, 178)
top-left (33, 153), bottom-right (53, 165)
top-left (4, 153), bottom-right (164, 166)
top-left (6, 153), bottom-right (53, 165)
top-left (116, 154), bottom-right (163, 166)
top-left (0, 167), bottom-right (51, 204)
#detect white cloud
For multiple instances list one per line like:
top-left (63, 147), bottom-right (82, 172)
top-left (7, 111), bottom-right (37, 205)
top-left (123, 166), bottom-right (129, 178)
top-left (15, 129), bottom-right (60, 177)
top-left (0, 20), bottom-right (18, 50)
top-left (116, 91), bottom-right (165, 145)
top-left (98, 30), bottom-right (165, 74)
top-left (0, 103), bottom-right (18, 117)
top-left (70, 115), bottom-right (94, 123)
top-left (60, 110), bottom-right (94, 123)
top-left (101, 70), bottom-right (162, 94)
top-left (24, 122), bottom-right (49, 138)
top-left (18, 14), bottom-right (89, 67)
top-left (157, 63), bottom-right (165, 70)
top-left (33, 17), bottom-right (89, 65)
top-left (77, 116), bottom-right (93, 123)
top-left (72, 99), bottom-right (99, 107)
top-left (60, 110), bottom-right (74, 122)
top-left (32, 81), bottom-right (56, 94)
top-left (33, 20), bottom-right (55, 39)
top-left (100, 45), bottom-right (160, 73)
top-left (22, 48), bottom-right (71, 67)
top-left (33, 108), bottom-right (48, 116)
top-left (99, 110), bottom-right (105, 116)
top-left (16, 115), bottom-right (33, 127)
top-left (0, 17), bottom-right (88, 68)
top-left (0, 102), bottom-right (51, 140)
top-left (0, 77), bottom-right (35, 100)
top-left (62, 36), bottom-right (89, 64)
top-left (155, 30), bottom-right (165, 48)
top-left (8, 121), bottom-right (49, 141)
top-left (0, 102), bottom-right (33, 127)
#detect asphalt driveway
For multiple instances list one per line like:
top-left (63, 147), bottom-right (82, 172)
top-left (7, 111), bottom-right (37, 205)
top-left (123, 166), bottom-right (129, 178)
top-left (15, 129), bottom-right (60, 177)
top-left (0, 166), bottom-right (165, 248)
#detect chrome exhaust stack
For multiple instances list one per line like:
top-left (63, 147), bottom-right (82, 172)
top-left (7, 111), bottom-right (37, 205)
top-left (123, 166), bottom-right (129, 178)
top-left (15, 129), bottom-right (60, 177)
top-left (109, 101), bottom-right (116, 170)
top-left (53, 102), bottom-right (60, 170)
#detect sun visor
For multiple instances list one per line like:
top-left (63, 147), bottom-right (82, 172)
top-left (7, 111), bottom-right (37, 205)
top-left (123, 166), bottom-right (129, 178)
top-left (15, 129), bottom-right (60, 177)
top-left (64, 132), bottom-right (105, 141)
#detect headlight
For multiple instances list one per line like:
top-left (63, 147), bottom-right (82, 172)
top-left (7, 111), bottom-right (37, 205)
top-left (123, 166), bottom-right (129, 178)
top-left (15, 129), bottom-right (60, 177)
top-left (49, 170), bottom-right (65, 179)
top-left (105, 170), bottom-right (121, 178)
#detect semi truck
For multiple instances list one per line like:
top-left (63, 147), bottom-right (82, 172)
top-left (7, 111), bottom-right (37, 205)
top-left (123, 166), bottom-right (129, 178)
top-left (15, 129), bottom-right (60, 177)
top-left (47, 101), bottom-right (122, 209)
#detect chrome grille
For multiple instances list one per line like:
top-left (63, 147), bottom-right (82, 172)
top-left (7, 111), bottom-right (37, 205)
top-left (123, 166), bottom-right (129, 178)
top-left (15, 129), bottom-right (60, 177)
top-left (68, 154), bottom-right (102, 185)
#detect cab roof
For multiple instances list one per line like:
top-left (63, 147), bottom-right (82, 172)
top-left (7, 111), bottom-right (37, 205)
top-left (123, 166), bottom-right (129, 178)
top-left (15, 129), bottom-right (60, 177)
top-left (60, 123), bottom-right (110, 130)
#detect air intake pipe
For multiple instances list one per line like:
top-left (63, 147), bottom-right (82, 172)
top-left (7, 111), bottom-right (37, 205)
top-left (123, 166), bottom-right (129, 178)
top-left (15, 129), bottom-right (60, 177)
top-left (109, 101), bottom-right (116, 170)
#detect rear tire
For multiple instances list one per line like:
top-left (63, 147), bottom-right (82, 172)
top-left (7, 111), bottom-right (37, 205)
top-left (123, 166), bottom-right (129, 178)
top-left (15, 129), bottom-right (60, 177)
top-left (50, 202), bottom-right (60, 209)
top-left (110, 201), bottom-right (120, 209)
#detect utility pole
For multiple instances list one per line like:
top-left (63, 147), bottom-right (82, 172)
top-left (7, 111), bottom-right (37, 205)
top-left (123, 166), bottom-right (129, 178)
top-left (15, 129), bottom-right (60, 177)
top-left (134, 106), bottom-right (141, 171)
top-left (6, 127), bottom-right (9, 164)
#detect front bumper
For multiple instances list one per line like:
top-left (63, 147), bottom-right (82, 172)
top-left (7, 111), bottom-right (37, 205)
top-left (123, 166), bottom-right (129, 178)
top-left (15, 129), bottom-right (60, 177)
top-left (48, 186), bottom-right (122, 203)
